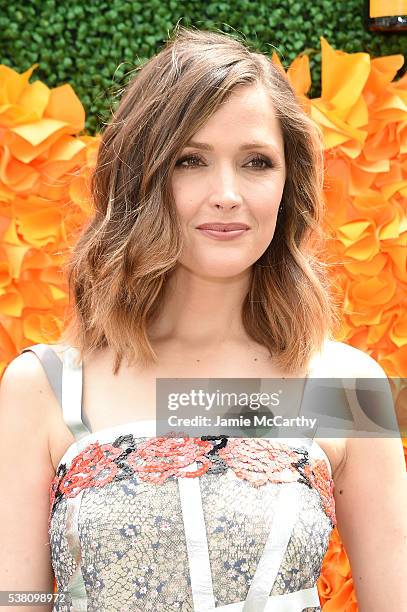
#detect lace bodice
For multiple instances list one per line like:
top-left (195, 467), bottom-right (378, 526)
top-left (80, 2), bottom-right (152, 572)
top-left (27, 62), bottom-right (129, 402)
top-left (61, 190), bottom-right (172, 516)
top-left (22, 343), bottom-right (336, 612)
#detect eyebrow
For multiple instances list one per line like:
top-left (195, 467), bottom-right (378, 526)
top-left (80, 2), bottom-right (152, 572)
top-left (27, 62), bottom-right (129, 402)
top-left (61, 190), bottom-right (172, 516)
top-left (185, 139), bottom-right (282, 155)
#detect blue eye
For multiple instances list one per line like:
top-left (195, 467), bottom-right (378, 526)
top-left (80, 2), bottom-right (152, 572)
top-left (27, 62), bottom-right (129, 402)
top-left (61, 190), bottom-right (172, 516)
top-left (175, 154), bottom-right (274, 170)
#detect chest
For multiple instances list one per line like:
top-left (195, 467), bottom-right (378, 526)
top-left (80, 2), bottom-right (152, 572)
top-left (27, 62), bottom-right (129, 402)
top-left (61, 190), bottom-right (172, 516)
top-left (82, 343), bottom-right (306, 430)
top-left (50, 342), bottom-right (347, 481)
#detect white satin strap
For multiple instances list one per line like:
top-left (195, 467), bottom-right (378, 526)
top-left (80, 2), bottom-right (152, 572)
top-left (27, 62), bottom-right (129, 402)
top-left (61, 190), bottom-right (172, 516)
top-left (217, 585), bottom-right (320, 611)
top-left (62, 345), bottom-right (91, 442)
top-left (242, 483), bottom-right (303, 611)
top-left (177, 469), bottom-right (319, 612)
top-left (178, 464), bottom-right (216, 611)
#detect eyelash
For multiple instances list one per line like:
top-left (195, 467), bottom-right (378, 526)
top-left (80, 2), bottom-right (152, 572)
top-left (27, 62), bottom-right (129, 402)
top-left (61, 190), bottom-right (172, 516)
top-left (175, 154), bottom-right (274, 170)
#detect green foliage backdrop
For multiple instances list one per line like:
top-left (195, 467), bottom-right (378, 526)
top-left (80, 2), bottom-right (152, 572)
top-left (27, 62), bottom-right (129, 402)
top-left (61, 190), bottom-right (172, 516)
top-left (0, 0), bottom-right (406, 133)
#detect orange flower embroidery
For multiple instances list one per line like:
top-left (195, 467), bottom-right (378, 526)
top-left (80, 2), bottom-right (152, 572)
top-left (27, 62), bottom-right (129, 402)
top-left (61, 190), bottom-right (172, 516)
top-left (217, 438), bottom-right (302, 487)
top-left (59, 442), bottom-right (122, 496)
top-left (127, 436), bottom-right (213, 484)
top-left (49, 435), bottom-right (337, 527)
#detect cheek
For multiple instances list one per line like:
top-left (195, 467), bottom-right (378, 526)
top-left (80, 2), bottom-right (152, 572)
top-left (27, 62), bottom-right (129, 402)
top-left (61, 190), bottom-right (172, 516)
top-left (253, 193), bottom-right (281, 224)
top-left (175, 201), bottom-right (197, 225)
top-left (171, 174), bottom-right (197, 201)
top-left (251, 177), bottom-right (285, 206)
top-left (252, 199), bottom-right (281, 249)
top-left (171, 182), bottom-right (200, 220)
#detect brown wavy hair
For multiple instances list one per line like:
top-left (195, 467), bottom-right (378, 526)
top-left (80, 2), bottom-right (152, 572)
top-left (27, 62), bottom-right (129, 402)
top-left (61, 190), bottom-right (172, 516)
top-left (60, 25), bottom-right (340, 375)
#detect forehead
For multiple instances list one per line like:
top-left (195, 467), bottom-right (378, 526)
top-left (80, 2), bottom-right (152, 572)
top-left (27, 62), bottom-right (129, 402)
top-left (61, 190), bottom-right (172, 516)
top-left (193, 84), bottom-right (283, 147)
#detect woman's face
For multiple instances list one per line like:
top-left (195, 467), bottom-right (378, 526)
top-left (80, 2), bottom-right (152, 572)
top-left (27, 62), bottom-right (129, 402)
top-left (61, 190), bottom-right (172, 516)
top-left (171, 83), bottom-right (287, 279)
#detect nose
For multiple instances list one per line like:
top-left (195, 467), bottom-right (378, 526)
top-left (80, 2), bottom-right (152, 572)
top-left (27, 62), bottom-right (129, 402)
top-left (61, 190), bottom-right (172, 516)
top-left (213, 199), bottom-right (240, 210)
top-left (209, 170), bottom-right (243, 210)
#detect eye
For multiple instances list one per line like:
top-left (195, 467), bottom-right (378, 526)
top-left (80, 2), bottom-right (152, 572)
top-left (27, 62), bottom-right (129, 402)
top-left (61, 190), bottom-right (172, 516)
top-left (246, 154), bottom-right (273, 170)
top-left (174, 153), bottom-right (274, 170)
top-left (175, 154), bottom-right (203, 169)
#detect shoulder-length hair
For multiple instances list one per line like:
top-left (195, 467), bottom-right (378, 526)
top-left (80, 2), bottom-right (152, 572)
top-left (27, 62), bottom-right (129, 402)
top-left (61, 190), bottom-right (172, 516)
top-left (60, 26), bottom-right (339, 375)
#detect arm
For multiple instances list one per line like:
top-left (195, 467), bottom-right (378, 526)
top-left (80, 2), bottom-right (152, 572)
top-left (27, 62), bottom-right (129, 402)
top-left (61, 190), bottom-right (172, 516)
top-left (334, 355), bottom-right (407, 611)
top-left (0, 352), bottom-right (56, 612)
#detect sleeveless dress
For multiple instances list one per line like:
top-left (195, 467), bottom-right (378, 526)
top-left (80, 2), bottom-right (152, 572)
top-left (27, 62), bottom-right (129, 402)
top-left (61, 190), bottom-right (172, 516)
top-left (21, 343), bottom-right (337, 612)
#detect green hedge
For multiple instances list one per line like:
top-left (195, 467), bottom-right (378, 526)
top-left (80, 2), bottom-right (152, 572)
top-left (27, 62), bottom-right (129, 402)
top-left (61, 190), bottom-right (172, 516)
top-left (1, 0), bottom-right (406, 133)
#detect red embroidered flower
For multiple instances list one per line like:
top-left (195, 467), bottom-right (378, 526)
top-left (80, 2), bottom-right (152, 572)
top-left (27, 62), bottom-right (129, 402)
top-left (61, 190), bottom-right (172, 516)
top-left (128, 435), bottom-right (213, 484)
top-left (59, 442), bottom-right (123, 497)
top-left (304, 459), bottom-right (337, 527)
top-left (217, 438), bottom-right (303, 487)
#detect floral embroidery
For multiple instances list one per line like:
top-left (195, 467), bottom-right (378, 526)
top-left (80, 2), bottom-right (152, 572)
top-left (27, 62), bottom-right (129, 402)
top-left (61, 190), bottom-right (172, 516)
top-left (127, 436), bottom-right (213, 484)
top-left (59, 442), bottom-right (122, 496)
top-left (50, 433), bottom-right (336, 527)
top-left (217, 438), bottom-right (304, 487)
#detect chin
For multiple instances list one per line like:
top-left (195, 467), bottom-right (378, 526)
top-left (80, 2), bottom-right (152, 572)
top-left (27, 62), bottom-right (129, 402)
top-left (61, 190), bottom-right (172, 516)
top-left (181, 259), bottom-right (253, 279)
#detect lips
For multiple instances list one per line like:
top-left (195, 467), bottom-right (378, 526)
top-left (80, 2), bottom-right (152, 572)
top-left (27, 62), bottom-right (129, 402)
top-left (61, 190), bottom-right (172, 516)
top-left (196, 222), bottom-right (250, 231)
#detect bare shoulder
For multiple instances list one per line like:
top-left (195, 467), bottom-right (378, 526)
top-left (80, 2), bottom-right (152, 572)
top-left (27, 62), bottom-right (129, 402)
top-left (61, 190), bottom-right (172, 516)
top-left (321, 339), bottom-right (387, 377)
top-left (3, 349), bottom-right (51, 397)
top-left (1, 345), bottom-right (76, 471)
top-left (311, 340), bottom-right (390, 482)
top-left (1, 348), bottom-right (61, 427)
top-left (0, 343), bottom-right (72, 454)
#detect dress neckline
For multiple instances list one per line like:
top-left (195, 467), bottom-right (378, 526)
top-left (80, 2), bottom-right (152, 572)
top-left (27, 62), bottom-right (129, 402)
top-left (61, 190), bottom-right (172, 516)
top-left (55, 342), bottom-right (333, 477)
top-left (55, 417), bottom-right (334, 478)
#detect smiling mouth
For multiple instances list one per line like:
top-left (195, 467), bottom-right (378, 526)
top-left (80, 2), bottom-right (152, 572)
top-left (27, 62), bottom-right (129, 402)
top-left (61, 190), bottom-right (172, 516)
top-left (196, 227), bottom-right (249, 241)
top-left (205, 228), bottom-right (245, 232)
top-left (196, 226), bottom-right (250, 232)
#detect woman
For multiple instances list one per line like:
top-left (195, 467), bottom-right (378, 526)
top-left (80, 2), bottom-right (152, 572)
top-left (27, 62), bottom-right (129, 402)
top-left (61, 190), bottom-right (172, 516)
top-left (1, 26), bottom-right (406, 612)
